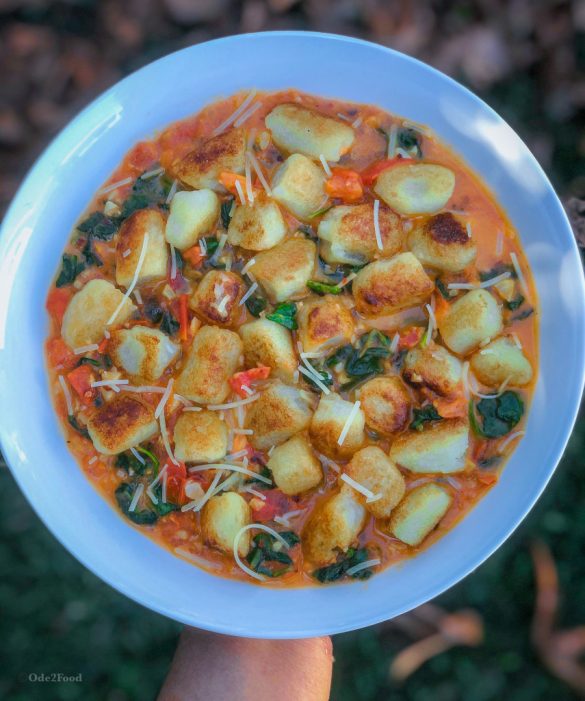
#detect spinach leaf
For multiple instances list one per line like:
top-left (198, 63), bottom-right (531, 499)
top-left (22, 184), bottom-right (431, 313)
top-left (136, 446), bottom-right (160, 475)
top-left (246, 466), bottom-right (274, 489)
top-left (143, 299), bottom-right (164, 324)
top-left (81, 236), bottom-right (103, 268)
top-left (77, 212), bottom-right (117, 240)
top-left (160, 310), bottom-right (180, 336)
top-left (120, 174), bottom-right (170, 219)
top-left (245, 295), bottom-right (267, 318)
top-left (56, 254), bottom-right (85, 287)
top-left (154, 500), bottom-right (179, 517)
top-left (511, 307), bottom-right (534, 322)
top-left (220, 198), bottom-right (234, 229)
top-left (313, 547), bottom-right (374, 584)
top-left (246, 530), bottom-right (299, 577)
top-left (326, 344), bottom-right (354, 368)
top-left (410, 405), bottom-right (443, 431)
top-left (266, 302), bottom-right (297, 330)
top-left (397, 128), bottom-right (422, 157)
top-left (77, 355), bottom-right (111, 370)
top-left (67, 415), bottom-right (90, 439)
top-left (279, 531), bottom-right (301, 547)
top-left (479, 263), bottom-right (516, 282)
top-left (115, 445), bottom-right (158, 476)
top-left (505, 295), bottom-right (525, 311)
top-left (471, 391), bottom-right (524, 438)
top-left (307, 280), bottom-right (342, 295)
top-left (302, 363), bottom-right (334, 391)
top-left (203, 237), bottom-right (219, 257)
top-left (298, 224), bottom-right (316, 240)
top-left (115, 483), bottom-right (158, 525)
top-left (436, 278), bottom-right (452, 300)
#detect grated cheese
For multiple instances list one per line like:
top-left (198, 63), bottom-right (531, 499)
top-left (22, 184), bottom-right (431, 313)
top-left (351, 116), bottom-right (362, 128)
top-left (107, 231), bottom-right (149, 326)
top-left (91, 379), bottom-right (129, 388)
top-left (128, 483), bottom-right (145, 512)
top-left (510, 252), bottom-right (530, 298)
top-left (181, 470), bottom-right (223, 512)
top-left (241, 485), bottom-right (266, 500)
top-left (241, 258), bottom-right (256, 276)
top-left (133, 289), bottom-right (143, 305)
top-left (340, 472), bottom-right (376, 500)
top-left (373, 199), bottom-right (383, 250)
top-left (447, 282), bottom-right (477, 291)
top-left (188, 463), bottom-right (272, 484)
top-left (212, 89), bottom-right (257, 135)
top-left (207, 394), bottom-right (260, 411)
top-left (211, 233), bottom-right (228, 264)
top-left (174, 547), bottom-right (220, 569)
top-left (511, 333), bottom-right (522, 349)
top-left (161, 469), bottom-right (168, 503)
top-left (298, 365), bottom-right (330, 394)
top-left (130, 447), bottom-right (146, 465)
top-left (225, 448), bottom-right (249, 461)
top-left (496, 230), bottom-right (504, 256)
top-left (155, 378), bottom-right (174, 419)
top-left (241, 385), bottom-right (254, 397)
top-left (390, 332), bottom-right (400, 354)
top-left (74, 343), bottom-right (99, 355)
top-left (99, 177), bottom-right (133, 196)
top-left (103, 329), bottom-right (110, 340)
top-left (165, 179), bottom-right (178, 205)
top-left (182, 406), bottom-right (203, 412)
top-left (293, 369), bottom-right (299, 384)
top-left (244, 154), bottom-right (254, 205)
top-left (387, 123), bottom-right (397, 158)
top-left (159, 412), bottom-right (179, 465)
top-left (337, 401), bottom-right (361, 446)
top-left (199, 237), bottom-right (208, 255)
top-left (170, 244), bottom-right (177, 280)
top-left (141, 166), bottom-right (164, 180)
top-left (232, 428), bottom-right (253, 435)
top-left (239, 281), bottom-right (258, 307)
top-left (425, 303), bottom-right (436, 344)
top-left (498, 430), bottom-right (526, 453)
top-left (247, 150), bottom-right (272, 196)
top-left (443, 476), bottom-right (462, 490)
top-left (58, 375), bottom-right (73, 415)
top-left (146, 464), bottom-right (168, 504)
top-left (216, 294), bottom-right (231, 316)
top-left (480, 271), bottom-right (511, 289)
top-left (466, 222), bottom-right (473, 239)
top-left (125, 385), bottom-right (166, 394)
top-left (337, 112), bottom-right (351, 122)
top-left (233, 100), bottom-right (262, 128)
top-left (233, 524), bottom-right (290, 582)
top-left (173, 393), bottom-right (191, 406)
top-left (346, 558), bottom-right (381, 577)
top-left (88, 456), bottom-right (97, 465)
top-left (319, 155), bottom-right (332, 177)
top-left (122, 248), bottom-right (132, 258)
top-left (234, 178), bottom-right (246, 205)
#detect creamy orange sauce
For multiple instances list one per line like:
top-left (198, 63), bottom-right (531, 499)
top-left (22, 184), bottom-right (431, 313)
top-left (45, 89), bottom-right (538, 587)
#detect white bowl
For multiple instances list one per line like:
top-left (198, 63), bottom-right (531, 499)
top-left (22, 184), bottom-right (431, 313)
top-left (1, 32), bottom-right (583, 639)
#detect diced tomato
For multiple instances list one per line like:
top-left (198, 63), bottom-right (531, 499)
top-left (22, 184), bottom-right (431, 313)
top-left (229, 366), bottom-right (271, 398)
top-left (178, 294), bottom-right (189, 342)
top-left (360, 157), bottom-right (404, 186)
top-left (46, 288), bottom-right (73, 324)
top-left (250, 490), bottom-right (291, 522)
top-left (398, 326), bottom-right (425, 350)
top-left (127, 141), bottom-right (160, 172)
top-left (183, 244), bottom-right (205, 268)
top-left (166, 460), bottom-right (187, 504)
top-left (231, 433), bottom-right (249, 455)
top-left (46, 338), bottom-right (75, 368)
top-left (219, 171), bottom-right (248, 198)
top-left (325, 168), bottom-right (363, 202)
top-left (477, 471), bottom-right (498, 486)
top-left (66, 365), bottom-right (96, 405)
top-left (97, 337), bottom-right (109, 355)
top-left (433, 294), bottom-right (450, 319)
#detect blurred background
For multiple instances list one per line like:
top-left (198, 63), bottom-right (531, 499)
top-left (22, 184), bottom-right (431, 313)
top-left (1, 1), bottom-right (584, 699)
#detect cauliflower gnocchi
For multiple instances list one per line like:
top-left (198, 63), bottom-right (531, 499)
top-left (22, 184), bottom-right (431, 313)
top-left (47, 89), bottom-right (537, 587)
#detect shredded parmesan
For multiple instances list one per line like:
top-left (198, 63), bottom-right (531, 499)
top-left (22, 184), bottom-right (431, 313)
top-left (182, 406), bottom-right (203, 412)
top-left (298, 365), bottom-right (330, 394)
top-left (182, 470), bottom-right (223, 512)
top-left (247, 150), bottom-right (272, 196)
top-left (241, 385), bottom-right (254, 396)
top-left (319, 154), bottom-right (332, 177)
top-left (239, 282), bottom-right (258, 307)
top-left (91, 379), bottom-right (129, 388)
top-left (425, 303), bottom-right (436, 344)
top-left (346, 558), bottom-right (381, 577)
top-left (161, 469), bottom-right (168, 503)
top-left (510, 252), bottom-right (530, 298)
top-left (390, 332), bottom-right (400, 354)
top-left (340, 473), bottom-right (376, 500)
top-left (337, 401), bottom-right (361, 446)
top-left (58, 375), bottom-right (73, 415)
top-left (225, 448), bottom-right (248, 461)
top-left (242, 485), bottom-right (266, 500)
top-left (174, 547), bottom-right (220, 569)
top-left (122, 248), bottom-right (131, 258)
top-left (447, 282), bottom-right (477, 291)
top-left (155, 378), bottom-right (174, 419)
top-left (199, 237), bottom-right (207, 255)
top-left (211, 233), bottom-right (228, 263)
top-left (216, 294), bottom-right (230, 316)
top-left (337, 112), bottom-right (351, 121)
top-left (166, 179), bottom-right (178, 205)
top-left (207, 394), bottom-right (260, 411)
top-left (511, 333), bottom-right (522, 349)
top-left (103, 329), bottom-right (110, 340)
top-left (234, 178), bottom-right (246, 205)
top-left (233, 524), bottom-right (290, 582)
top-left (130, 447), bottom-right (146, 465)
top-left (351, 116), bottom-right (362, 128)
top-left (267, 446), bottom-right (275, 456)
top-left (244, 154), bottom-right (254, 205)
top-left (466, 222), bottom-right (473, 239)
top-left (373, 199), bottom-right (383, 250)
top-left (241, 258), bottom-right (256, 276)
top-left (498, 430), bottom-right (526, 453)
top-left (462, 361), bottom-right (470, 400)
top-left (170, 244), bottom-right (177, 280)
top-left (133, 289), bottom-right (143, 305)
top-left (141, 166), bottom-right (164, 180)
top-left (74, 343), bottom-right (99, 355)
top-left (173, 393), bottom-right (191, 406)
top-left (212, 89), bottom-right (257, 135)
top-left (107, 231), bottom-right (149, 326)
top-left (496, 230), bottom-right (504, 256)
top-left (88, 456), bottom-right (97, 465)
top-left (128, 483), bottom-right (144, 512)
top-left (159, 412), bottom-right (179, 465)
top-left (146, 464), bottom-right (168, 504)
top-left (443, 476), bottom-right (462, 490)
top-left (99, 177), bottom-right (133, 196)
top-left (233, 428), bottom-right (253, 435)
top-left (125, 385), bottom-right (166, 394)
top-left (480, 271), bottom-right (511, 289)
top-left (233, 100), bottom-right (262, 128)
top-left (387, 123), bottom-right (397, 158)
top-left (188, 463), bottom-right (271, 484)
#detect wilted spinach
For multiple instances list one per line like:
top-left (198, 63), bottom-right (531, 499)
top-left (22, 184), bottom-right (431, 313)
top-left (479, 263), bottom-right (517, 282)
top-left (245, 295), bottom-right (267, 318)
top-left (266, 302), bottom-right (297, 330)
top-left (410, 405), bottom-right (443, 431)
top-left (245, 466), bottom-right (274, 489)
top-left (469, 391), bottom-right (524, 438)
top-left (307, 280), bottom-right (343, 295)
top-left (246, 531), bottom-right (300, 577)
top-left (120, 173), bottom-right (171, 219)
top-left (313, 548), bottom-right (374, 583)
top-left (67, 415), bottom-right (90, 439)
top-left (220, 198), bottom-right (234, 229)
top-left (77, 212), bottom-right (117, 240)
top-left (160, 310), bottom-right (180, 336)
top-left (397, 127), bottom-right (422, 157)
top-left (56, 254), bottom-right (85, 287)
top-left (115, 483), bottom-right (158, 525)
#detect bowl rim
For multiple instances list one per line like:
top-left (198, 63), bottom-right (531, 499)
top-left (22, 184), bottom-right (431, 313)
top-left (1, 30), bottom-right (584, 638)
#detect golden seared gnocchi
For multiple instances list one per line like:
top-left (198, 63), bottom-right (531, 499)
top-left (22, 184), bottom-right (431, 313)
top-left (190, 270), bottom-right (245, 326)
top-left (438, 289), bottom-right (503, 355)
top-left (48, 88), bottom-right (537, 587)
top-left (239, 319), bottom-right (297, 383)
top-left (61, 279), bottom-right (136, 348)
top-left (227, 194), bottom-right (287, 251)
top-left (303, 487), bottom-right (367, 566)
top-left (403, 344), bottom-right (462, 397)
top-left (353, 252), bottom-right (434, 317)
top-left (266, 103), bottom-right (354, 162)
top-left (408, 212), bottom-right (477, 272)
top-left (175, 325), bottom-right (242, 404)
top-left (345, 447), bottom-right (405, 519)
top-left (318, 203), bottom-right (403, 266)
top-left (165, 189), bottom-right (220, 251)
top-left (389, 419), bottom-right (469, 474)
top-left (359, 376), bottom-right (411, 435)
top-left (268, 434), bottom-right (323, 495)
top-left (173, 410), bottom-right (228, 464)
top-left (297, 295), bottom-right (355, 353)
top-left (249, 237), bottom-right (316, 303)
top-left (246, 381), bottom-right (314, 450)
top-left (109, 326), bottom-right (179, 382)
top-left (470, 336), bottom-right (533, 387)
top-left (310, 393), bottom-right (365, 461)
top-left (115, 209), bottom-right (168, 288)
top-left (201, 493), bottom-right (251, 556)
top-left (174, 128), bottom-right (246, 190)
top-left (271, 153), bottom-right (326, 220)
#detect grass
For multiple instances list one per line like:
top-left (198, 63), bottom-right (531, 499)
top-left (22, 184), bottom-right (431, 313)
top-left (0, 409), bottom-right (583, 700)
